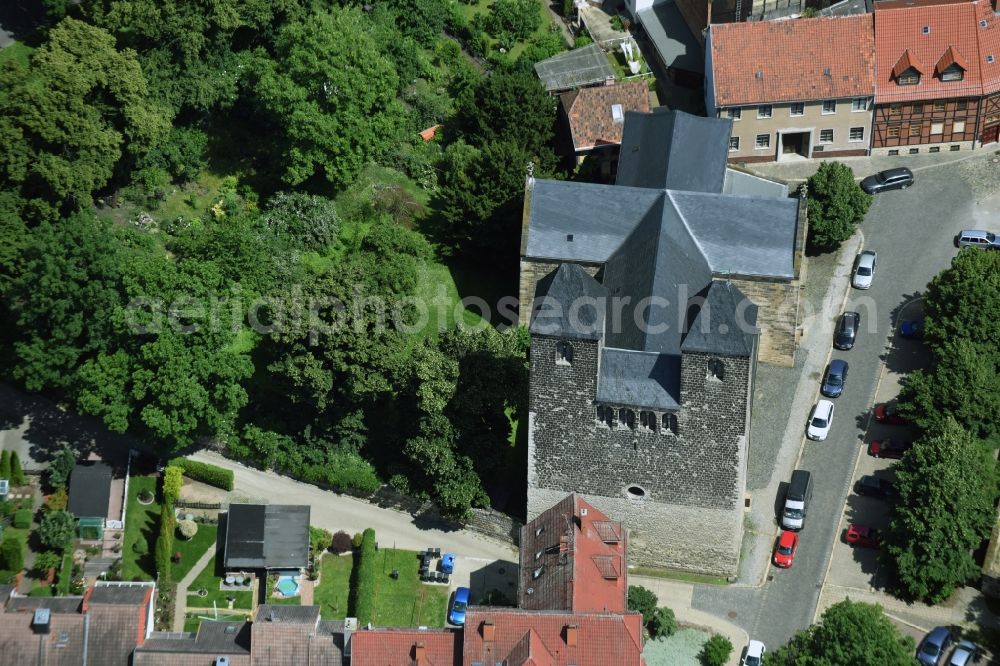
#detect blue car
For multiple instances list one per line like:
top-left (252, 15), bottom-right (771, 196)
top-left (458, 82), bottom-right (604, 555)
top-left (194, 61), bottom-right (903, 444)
top-left (448, 586), bottom-right (470, 626)
top-left (440, 552), bottom-right (455, 574)
top-left (900, 319), bottom-right (923, 338)
top-left (821, 359), bottom-right (849, 398)
top-left (917, 626), bottom-right (953, 666)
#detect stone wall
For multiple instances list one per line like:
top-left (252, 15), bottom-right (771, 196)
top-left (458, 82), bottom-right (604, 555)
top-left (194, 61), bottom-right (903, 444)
top-left (726, 277), bottom-right (799, 367)
top-left (466, 507), bottom-right (523, 546)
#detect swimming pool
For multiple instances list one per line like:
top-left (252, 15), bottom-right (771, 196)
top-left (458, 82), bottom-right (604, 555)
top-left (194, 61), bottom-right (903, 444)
top-left (276, 576), bottom-right (299, 596)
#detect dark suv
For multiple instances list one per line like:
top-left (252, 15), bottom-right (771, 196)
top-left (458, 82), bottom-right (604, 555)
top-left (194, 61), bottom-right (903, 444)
top-left (834, 311), bottom-right (860, 350)
top-left (861, 167), bottom-right (914, 194)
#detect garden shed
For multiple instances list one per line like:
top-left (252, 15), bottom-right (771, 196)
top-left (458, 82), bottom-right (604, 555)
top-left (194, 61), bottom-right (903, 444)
top-left (223, 504), bottom-right (310, 571)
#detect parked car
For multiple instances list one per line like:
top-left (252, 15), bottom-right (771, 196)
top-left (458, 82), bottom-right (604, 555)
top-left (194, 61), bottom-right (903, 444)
top-left (860, 167), bottom-right (914, 194)
top-left (440, 552), bottom-right (456, 574)
top-left (821, 359), bottom-right (849, 398)
top-left (845, 524), bottom-right (881, 548)
top-left (900, 319), bottom-right (924, 338)
top-left (852, 251), bottom-right (878, 289)
top-left (772, 530), bottom-right (798, 568)
top-left (874, 401), bottom-right (910, 425)
top-left (448, 586), bottom-right (470, 626)
top-left (955, 229), bottom-right (1000, 249)
top-left (807, 400), bottom-right (835, 441)
top-left (949, 640), bottom-right (979, 666)
top-left (834, 311), bottom-right (861, 350)
top-left (869, 439), bottom-right (913, 459)
top-left (741, 640), bottom-right (766, 666)
top-left (918, 627), bottom-right (954, 666)
top-left (857, 475), bottom-right (896, 498)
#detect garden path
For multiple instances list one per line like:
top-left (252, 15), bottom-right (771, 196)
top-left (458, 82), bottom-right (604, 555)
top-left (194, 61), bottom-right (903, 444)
top-left (172, 546), bottom-right (217, 632)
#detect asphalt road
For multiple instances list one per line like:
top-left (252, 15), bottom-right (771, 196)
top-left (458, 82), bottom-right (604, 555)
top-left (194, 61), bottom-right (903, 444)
top-left (693, 160), bottom-right (982, 649)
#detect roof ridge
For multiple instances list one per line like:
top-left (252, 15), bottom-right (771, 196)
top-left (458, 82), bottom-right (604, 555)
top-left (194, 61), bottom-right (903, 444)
top-left (665, 190), bottom-right (709, 268)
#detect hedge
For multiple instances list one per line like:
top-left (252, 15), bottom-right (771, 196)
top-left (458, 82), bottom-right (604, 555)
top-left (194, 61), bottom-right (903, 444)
top-left (161, 466), bottom-right (183, 504)
top-left (169, 459), bottom-right (234, 491)
top-left (351, 528), bottom-right (377, 625)
top-left (56, 551), bottom-right (73, 596)
top-left (155, 502), bottom-right (176, 584)
top-left (12, 509), bottom-right (31, 529)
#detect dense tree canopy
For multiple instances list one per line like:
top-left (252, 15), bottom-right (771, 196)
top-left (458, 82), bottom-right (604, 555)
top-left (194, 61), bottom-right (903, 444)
top-left (805, 162), bottom-right (872, 250)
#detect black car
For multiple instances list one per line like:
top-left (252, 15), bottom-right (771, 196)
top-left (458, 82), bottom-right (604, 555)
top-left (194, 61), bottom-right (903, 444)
top-left (857, 475), bottom-right (896, 498)
top-left (834, 311), bottom-right (860, 350)
top-left (860, 167), bottom-right (914, 194)
top-left (821, 359), bottom-right (849, 398)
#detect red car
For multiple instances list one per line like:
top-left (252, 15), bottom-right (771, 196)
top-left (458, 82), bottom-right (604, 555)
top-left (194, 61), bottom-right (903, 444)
top-left (869, 439), bottom-right (913, 459)
top-left (873, 402), bottom-right (910, 425)
top-left (845, 524), bottom-right (881, 548)
top-left (773, 530), bottom-right (798, 568)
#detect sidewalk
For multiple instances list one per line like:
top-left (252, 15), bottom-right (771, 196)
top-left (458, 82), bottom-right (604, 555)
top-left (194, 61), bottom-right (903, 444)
top-left (173, 545), bottom-right (217, 632)
top-left (632, 575), bottom-right (748, 665)
top-left (744, 147), bottom-right (994, 183)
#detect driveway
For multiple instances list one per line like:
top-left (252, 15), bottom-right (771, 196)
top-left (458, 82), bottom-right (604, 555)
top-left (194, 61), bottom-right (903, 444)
top-left (690, 154), bottom-right (991, 650)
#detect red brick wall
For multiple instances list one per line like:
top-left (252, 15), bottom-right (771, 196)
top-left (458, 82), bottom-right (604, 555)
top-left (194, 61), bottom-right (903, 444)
top-left (872, 97), bottom-right (980, 148)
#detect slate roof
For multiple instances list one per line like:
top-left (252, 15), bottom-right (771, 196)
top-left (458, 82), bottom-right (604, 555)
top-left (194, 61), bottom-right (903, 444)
top-left (637, 0), bottom-right (705, 74)
top-left (250, 606), bottom-right (343, 666)
top-left (681, 282), bottom-right (758, 357)
top-left (616, 109), bottom-right (731, 193)
top-left (874, 0), bottom-right (984, 103)
top-left (135, 623), bottom-right (252, 666)
top-left (534, 43), bottom-right (616, 92)
top-left (722, 169), bottom-right (789, 198)
top-left (67, 462), bottom-right (112, 519)
top-left (518, 495), bottom-right (627, 613)
top-left (597, 350), bottom-right (680, 410)
top-left (709, 14), bottom-right (875, 106)
top-left (6, 597), bottom-right (83, 614)
top-left (462, 609), bottom-right (645, 666)
top-left (224, 504), bottom-right (310, 570)
top-left (530, 263), bottom-right (607, 340)
top-left (349, 628), bottom-right (459, 666)
top-left (560, 81), bottom-right (651, 152)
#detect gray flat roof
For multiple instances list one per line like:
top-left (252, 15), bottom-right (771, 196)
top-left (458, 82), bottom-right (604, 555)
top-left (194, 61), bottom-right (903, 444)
top-left (637, 1), bottom-right (704, 75)
top-left (67, 462), bottom-right (112, 519)
top-left (534, 43), bottom-right (616, 92)
top-left (224, 504), bottom-right (310, 570)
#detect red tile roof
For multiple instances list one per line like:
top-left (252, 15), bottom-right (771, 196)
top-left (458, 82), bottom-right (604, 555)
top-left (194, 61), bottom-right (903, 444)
top-left (976, 0), bottom-right (1000, 94)
top-left (892, 49), bottom-right (926, 78)
top-left (560, 81), bottom-right (651, 151)
top-left (350, 628), bottom-right (460, 666)
top-left (874, 0), bottom-right (984, 103)
top-left (462, 609), bottom-right (645, 666)
top-left (519, 495), bottom-right (627, 614)
top-left (709, 14), bottom-right (875, 106)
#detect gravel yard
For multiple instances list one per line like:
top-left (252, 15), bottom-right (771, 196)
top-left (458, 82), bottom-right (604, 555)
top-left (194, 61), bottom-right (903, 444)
top-left (642, 628), bottom-right (712, 666)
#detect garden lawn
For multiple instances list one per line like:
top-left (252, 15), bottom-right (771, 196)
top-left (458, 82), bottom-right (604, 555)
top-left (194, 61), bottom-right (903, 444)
top-left (455, 0), bottom-right (555, 59)
top-left (171, 524), bottom-right (218, 582)
top-left (186, 556), bottom-right (253, 610)
top-left (414, 263), bottom-right (487, 337)
top-left (313, 554), bottom-right (354, 619)
top-left (57, 551), bottom-right (73, 596)
top-left (122, 476), bottom-right (160, 581)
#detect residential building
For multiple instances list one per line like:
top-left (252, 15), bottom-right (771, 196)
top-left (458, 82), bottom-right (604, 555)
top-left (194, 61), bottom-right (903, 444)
top-left (559, 81), bottom-right (651, 176)
top-left (872, 0), bottom-right (984, 154)
top-left (628, 0), bottom-right (748, 50)
top-left (706, 14), bottom-right (876, 163)
top-left (979, 0), bottom-right (1000, 145)
top-left (351, 628), bottom-right (459, 666)
top-left (627, 0), bottom-right (706, 88)
top-left (67, 462), bottom-right (114, 541)
top-left (222, 504), bottom-right (310, 572)
top-left (519, 109), bottom-right (806, 576)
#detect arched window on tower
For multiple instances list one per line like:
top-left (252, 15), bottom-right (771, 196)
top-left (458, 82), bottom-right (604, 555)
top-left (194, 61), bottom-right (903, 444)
top-left (662, 413), bottom-right (679, 435)
top-left (618, 408), bottom-right (636, 430)
top-left (639, 411), bottom-right (657, 432)
top-left (707, 358), bottom-right (725, 381)
top-left (555, 341), bottom-right (574, 366)
top-left (596, 405), bottom-right (615, 428)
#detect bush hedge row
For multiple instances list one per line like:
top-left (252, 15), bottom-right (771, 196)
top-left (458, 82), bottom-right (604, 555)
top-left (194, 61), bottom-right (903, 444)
top-left (12, 509), bottom-right (31, 529)
top-left (351, 528), bottom-right (377, 625)
top-left (155, 502), bottom-right (176, 584)
top-left (169, 459), bottom-right (234, 491)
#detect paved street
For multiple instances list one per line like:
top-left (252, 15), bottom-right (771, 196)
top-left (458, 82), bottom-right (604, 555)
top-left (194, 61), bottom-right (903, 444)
top-left (691, 154), bottom-right (997, 650)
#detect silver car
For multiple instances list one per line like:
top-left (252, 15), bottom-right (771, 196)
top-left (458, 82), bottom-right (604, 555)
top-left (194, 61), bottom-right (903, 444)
top-left (949, 640), bottom-right (978, 666)
top-left (852, 250), bottom-right (877, 289)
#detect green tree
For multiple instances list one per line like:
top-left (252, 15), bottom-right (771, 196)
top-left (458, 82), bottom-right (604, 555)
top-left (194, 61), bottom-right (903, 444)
top-left (34, 551), bottom-right (62, 577)
top-left (378, 0), bottom-right (449, 47)
top-left (484, 0), bottom-right (541, 41)
top-left (162, 466), bottom-right (184, 505)
top-left (921, 247), bottom-right (1000, 350)
top-left (251, 8), bottom-right (406, 190)
top-left (309, 527), bottom-right (334, 555)
top-left (884, 419), bottom-right (998, 602)
top-left (38, 511), bottom-right (77, 550)
top-left (700, 634), bottom-right (733, 666)
top-left (647, 606), bottom-right (677, 639)
top-left (264, 192), bottom-right (339, 251)
top-left (0, 536), bottom-right (24, 572)
top-left (47, 447), bottom-right (77, 490)
top-left (805, 162), bottom-right (872, 250)
top-left (771, 599), bottom-right (915, 666)
top-left (0, 18), bottom-right (169, 221)
top-left (0, 451), bottom-right (9, 481)
top-left (404, 413), bottom-right (489, 519)
top-left (9, 452), bottom-right (25, 487)
top-left (627, 585), bottom-right (658, 624)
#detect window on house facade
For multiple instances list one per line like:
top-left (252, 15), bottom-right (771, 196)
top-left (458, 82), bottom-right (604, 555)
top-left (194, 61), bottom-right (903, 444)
top-left (639, 411), bottom-right (656, 432)
top-left (889, 149), bottom-right (900, 155)
top-left (941, 64), bottom-right (964, 81)
top-left (957, 100), bottom-right (968, 110)
top-left (931, 122), bottom-right (944, 134)
top-left (596, 405), bottom-right (615, 427)
top-left (757, 104), bottom-right (772, 118)
top-left (727, 107), bottom-right (742, 120)
top-left (933, 101), bottom-right (946, 111)
top-left (618, 409), bottom-right (636, 430)
top-left (951, 145), bottom-right (961, 151)
top-left (930, 146), bottom-right (940, 152)
top-left (662, 413), bottom-right (679, 435)
top-left (953, 120), bottom-right (966, 132)
top-left (822, 100), bottom-right (836, 114)
top-left (887, 126), bottom-right (901, 138)
top-left (912, 103), bottom-right (924, 113)
top-left (909, 125), bottom-right (922, 137)
top-left (755, 133), bottom-right (770, 149)
top-left (889, 104), bottom-right (902, 115)
top-left (909, 147), bottom-right (920, 154)
top-left (897, 69), bottom-right (920, 85)
top-left (790, 102), bottom-right (804, 116)
top-left (555, 341), bottom-right (573, 365)
top-left (707, 358), bottom-right (725, 381)
top-left (852, 98), bottom-right (867, 112)
top-left (849, 127), bottom-right (865, 141)
top-left (729, 136), bottom-right (740, 151)
top-left (819, 129), bottom-right (834, 143)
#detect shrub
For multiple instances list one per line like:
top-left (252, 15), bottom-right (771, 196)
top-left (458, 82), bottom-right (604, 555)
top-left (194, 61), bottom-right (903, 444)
top-left (172, 551), bottom-right (182, 563)
top-left (12, 509), bottom-right (31, 529)
top-left (806, 161), bottom-right (872, 250)
top-left (168, 459), bottom-right (234, 491)
top-left (352, 532), bottom-right (363, 548)
top-left (38, 511), bottom-right (76, 550)
top-left (351, 528), bottom-right (377, 625)
top-left (0, 536), bottom-right (24, 572)
top-left (0, 450), bottom-right (10, 480)
top-left (29, 584), bottom-right (54, 597)
top-left (177, 520), bottom-right (198, 539)
top-left (47, 447), bottom-right (76, 490)
top-left (34, 551), bottom-right (61, 577)
top-left (627, 585), bottom-right (658, 624)
top-left (162, 466), bottom-right (184, 505)
top-left (331, 531), bottom-right (353, 554)
top-left (647, 606), bottom-right (678, 639)
top-left (701, 634), bottom-right (734, 666)
top-left (310, 527), bottom-right (333, 555)
top-left (45, 488), bottom-right (68, 512)
top-left (155, 503), bottom-right (176, 583)
top-left (9, 452), bottom-right (25, 486)
top-left (133, 535), bottom-right (149, 555)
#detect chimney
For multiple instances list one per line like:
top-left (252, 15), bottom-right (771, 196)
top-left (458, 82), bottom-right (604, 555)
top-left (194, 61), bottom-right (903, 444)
top-left (414, 641), bottom-right (427, 662)
top-left (565, 624), bottom-right (578, 647)
top-left (32, 609), bottom-right (51, 635)
top-left (482, 621), bottom-right (496, 641)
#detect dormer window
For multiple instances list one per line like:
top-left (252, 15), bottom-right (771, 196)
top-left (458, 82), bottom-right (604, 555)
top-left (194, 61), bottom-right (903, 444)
top-left (555, 341), bottom-right (573, 366)
top-left (897, 69), bottom-right (920, 86)
top-left (941, 64), bottom-right (964, 81)
top-left (893, 50), bottom-right (925, 87)
top-left (936, 46), bottom-right (969, 83)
